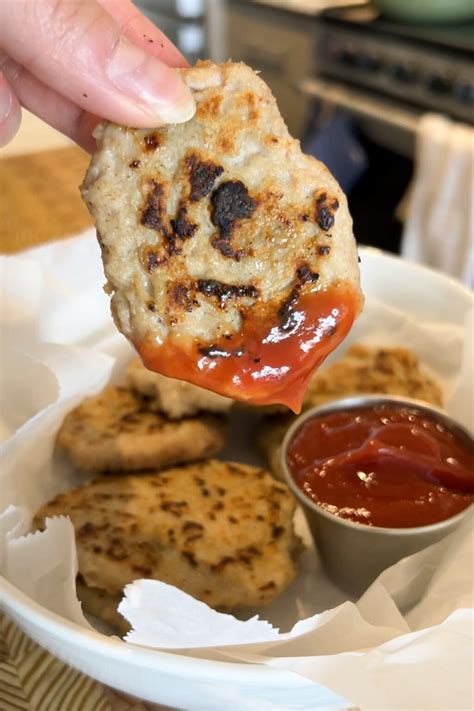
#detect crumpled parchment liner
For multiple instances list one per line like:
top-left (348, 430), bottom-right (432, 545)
top-left (1, 231), bottom-right (473, 710)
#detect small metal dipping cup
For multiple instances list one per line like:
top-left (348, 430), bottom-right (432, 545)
top-left (281, 395), bottom-right (473, 597)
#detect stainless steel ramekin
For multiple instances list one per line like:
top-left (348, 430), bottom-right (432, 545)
top-left (281, 395), bottom-right (473, 597)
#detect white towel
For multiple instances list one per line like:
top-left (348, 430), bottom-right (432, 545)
top-left (401, 114), bottom-right (474, 288)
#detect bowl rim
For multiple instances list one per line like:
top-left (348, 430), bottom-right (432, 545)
top-left (281, 394), bottom-right (473, 537)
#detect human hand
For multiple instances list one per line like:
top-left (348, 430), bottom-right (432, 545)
top-left (0, 0), bottom-right (196, 152)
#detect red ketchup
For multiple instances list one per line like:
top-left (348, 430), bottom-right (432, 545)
top-left (287, 404), bottom-right (474, 528)
top-left (137, 285), bottom-right (360, 412)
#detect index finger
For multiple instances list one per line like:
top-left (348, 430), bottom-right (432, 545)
top-left (98, 0), bottom-right (188, 68)
top-left (0, 0), bottom-right (195, 128)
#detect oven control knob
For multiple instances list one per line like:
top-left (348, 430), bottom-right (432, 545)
top-left (452, 80), bottom-right (474, 104)
top-left (389, 62), bottom-right (417, 83)
top-left (356, 53), bottom-right (381, 72)
top-left (336, 47), bottom-right (357, 67)
top-left (427, 73), bottom-right (452, 95)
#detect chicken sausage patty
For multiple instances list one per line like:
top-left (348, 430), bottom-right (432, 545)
top-left (82, 61), bottom-right (362, 411)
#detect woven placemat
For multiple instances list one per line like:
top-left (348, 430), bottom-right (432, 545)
top-left (0, 147), bottom-right (93, 254)
top-left (0, 614), bottom-right (155, 710)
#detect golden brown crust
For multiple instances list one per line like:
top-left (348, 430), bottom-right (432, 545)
top-left (56, 386), bottom-right (226, 472)
top-left (303, 344), bottom-right (443, 409)
top-left (34, 460), bottom-right (300, 611)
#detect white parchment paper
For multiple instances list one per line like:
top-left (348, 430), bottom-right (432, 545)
top-left (1, 231), bottom-right (473, 710)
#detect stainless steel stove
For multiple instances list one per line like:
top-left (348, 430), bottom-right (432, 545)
top-left (299, 4), bottom-right (473, 253)
top-left (315, 3), bottom-right (473, 124)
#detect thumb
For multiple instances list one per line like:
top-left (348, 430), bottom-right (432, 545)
top-left (0, 0), bottom-right (195, 127)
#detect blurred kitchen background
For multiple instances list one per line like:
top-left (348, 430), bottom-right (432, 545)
top-left (2, 0), bottom-right (473, 284)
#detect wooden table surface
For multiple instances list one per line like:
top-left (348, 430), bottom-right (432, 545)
top-left (0, 146), bottom-right (93, 254)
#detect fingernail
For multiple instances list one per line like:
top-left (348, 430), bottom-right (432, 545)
top-left (106, 38), bottom-right (195, 124)
top-left (0, 73), bottom-right (21, 147)
top-left (0, 74), bottom-right (13, 124)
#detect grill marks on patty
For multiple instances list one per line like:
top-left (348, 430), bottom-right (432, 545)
top-left (167, 277), bottom-right (260, 324)
top-left (141, 183), bottom-right (197, 264)
top-left (168, 282), bottom-right (195, 313)
top-left (143, 246), bottom-right (166, 273)
top-left (170, 206), bottom-right (198, 241)
top-left (210, 180), bottom-right (257, 261)
top-left (196, 263), bottom-right (320, 359)
top-left (140, 151), bottom-right (226, 268)
top-left (278, 263), bottom-right (320, 332)
top-left (139, 154), bottom-right (330, 326)
top-left (140, 172), bottom-right (262, 319)
top-left (141, 181), bottom-right (166, 232)
top-left (141, 158), bottom-right (259, 268)
top-left (296, 264), bottom-right (320, 285)
top-left (196, 279), bottom-right (259, 308)
top-left (186, 153), bottom-right (224, 202)
top-left (210, 181), bottom-right (257, 239)
top-left (314, 190), bottom-right (339, 232)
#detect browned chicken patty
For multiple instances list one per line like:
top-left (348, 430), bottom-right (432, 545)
top-left (302, 343), bottom-right (443, 409)
top-left (34, 460), bottom-right (300, 621)
top-left (81, 60), bottom-right (362, 411)
top-left (57, 385), bottom-right (226, 473)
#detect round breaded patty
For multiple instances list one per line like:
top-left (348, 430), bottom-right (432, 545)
top-left (82, 61), bottom-right (362, 410)
top-left (34, 460), bottom-right (300, 614)
top-left (56, 386), bottom-right (226, 473)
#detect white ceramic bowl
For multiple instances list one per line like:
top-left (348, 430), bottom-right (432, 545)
top-left (281, 395), bottom-right (473, 597)
top-left (2, 243), bottom-right (472, 706)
